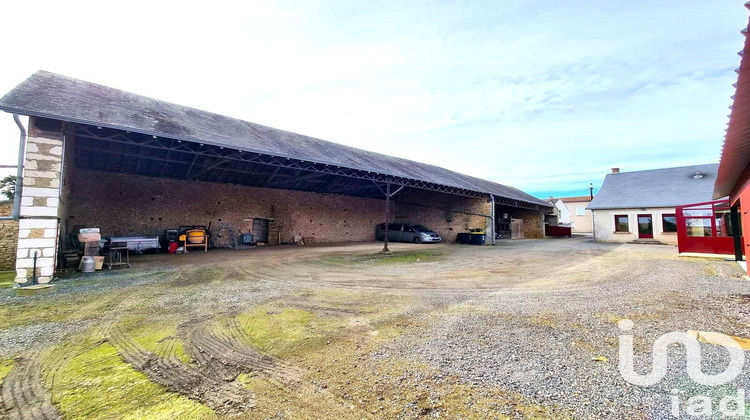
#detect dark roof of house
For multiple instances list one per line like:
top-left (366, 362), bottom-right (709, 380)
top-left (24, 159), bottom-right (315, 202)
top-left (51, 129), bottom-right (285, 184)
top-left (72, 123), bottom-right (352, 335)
top-left (715, 17), bottom-right (750, 199)
top-left (0, 71), bottom-right (549, 208)
top-left (587, 164), bottom-right (719, 210)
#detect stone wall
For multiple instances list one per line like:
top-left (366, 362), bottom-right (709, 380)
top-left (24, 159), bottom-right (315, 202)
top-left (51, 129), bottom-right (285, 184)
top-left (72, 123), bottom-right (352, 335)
top-left (66, 170), bottom-right (398, 246)
top-left (65, 170), bottom-right (499, 246)
top-left (0, 201), bottom-right (18, 270)
top-left (519, 209), bottom-right (545, 239)
top-left (394, 189), bottom-right (491, 242)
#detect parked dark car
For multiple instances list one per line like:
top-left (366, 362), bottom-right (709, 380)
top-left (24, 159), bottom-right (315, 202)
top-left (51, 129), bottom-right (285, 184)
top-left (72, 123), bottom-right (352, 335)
top-left (376, 223), bottom-right (442, 243)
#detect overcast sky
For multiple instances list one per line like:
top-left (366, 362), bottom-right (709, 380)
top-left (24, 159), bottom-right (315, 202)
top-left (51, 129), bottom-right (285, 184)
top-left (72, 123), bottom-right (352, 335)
top-left (0, 1), bottom-right (745, 198)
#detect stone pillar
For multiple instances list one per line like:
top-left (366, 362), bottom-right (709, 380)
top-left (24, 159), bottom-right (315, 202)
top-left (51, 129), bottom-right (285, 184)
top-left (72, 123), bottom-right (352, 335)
top-left (15, 117), bottom-right (64, 284)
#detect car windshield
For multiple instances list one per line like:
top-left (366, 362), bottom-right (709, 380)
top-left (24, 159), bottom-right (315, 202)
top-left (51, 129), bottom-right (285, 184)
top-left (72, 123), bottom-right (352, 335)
top-left (412, 225), bottom-right (432, 232)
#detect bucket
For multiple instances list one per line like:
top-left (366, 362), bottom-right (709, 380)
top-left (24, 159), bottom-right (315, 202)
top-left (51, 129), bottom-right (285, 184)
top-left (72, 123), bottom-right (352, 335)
top-left (93, 256), bottom-right (105, 270)
top-left (187, 230), bottom-right (205, 244)
top-left (168, 242), bottom-right (178, 254)
top-left (80, 256), bottom-right (95, 273)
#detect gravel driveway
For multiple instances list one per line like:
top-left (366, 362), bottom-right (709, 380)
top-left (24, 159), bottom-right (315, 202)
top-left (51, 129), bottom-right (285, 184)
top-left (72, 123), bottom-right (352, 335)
top-left (1, 237), bottom-right (748, 419)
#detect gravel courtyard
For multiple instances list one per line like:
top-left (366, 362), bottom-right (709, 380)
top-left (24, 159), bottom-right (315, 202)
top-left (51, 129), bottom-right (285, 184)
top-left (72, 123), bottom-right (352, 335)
top-left (1, 237), bottom-right (749, 419)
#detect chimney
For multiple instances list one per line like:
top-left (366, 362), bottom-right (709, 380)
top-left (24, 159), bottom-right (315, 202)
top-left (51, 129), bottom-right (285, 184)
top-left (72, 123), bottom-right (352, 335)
top-left (611, 167), bottom-right (620, 173)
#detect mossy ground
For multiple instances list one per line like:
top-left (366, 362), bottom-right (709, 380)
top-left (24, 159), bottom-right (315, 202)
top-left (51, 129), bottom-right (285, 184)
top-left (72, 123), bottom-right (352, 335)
top-left (119, 316), bottom-right (192, 364)
top-left (0, 271), bottom-right (14, 288)
top-left (228, 293), bottom-right (566, 419)
top-left (0, 357), bottom-right (13, 384)
top-left (320, 248), bottom-right (446, 265)
top-left (1, 246), bottom-right (577, 418)
top-left (0, 296), bottom-right (91, 330)
top-left (42, 339), bottom-right (214, 419)
top-left (236, 307), bottom-right (321, 358)
top-left (24, 281), bottom-right (566, 419)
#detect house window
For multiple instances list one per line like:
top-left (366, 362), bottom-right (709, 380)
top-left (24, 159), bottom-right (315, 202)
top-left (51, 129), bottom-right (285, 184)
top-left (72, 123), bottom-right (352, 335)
top-left (662, 214), bottom-right (677, 233)
top-left (576, 208), bottom-right (586, 216)
top-left (614, 215), bottom-right (629, 232)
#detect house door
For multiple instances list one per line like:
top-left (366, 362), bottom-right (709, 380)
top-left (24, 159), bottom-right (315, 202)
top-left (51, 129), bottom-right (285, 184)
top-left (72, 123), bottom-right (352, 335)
top-left (637, 214), bottom-right (653, 239)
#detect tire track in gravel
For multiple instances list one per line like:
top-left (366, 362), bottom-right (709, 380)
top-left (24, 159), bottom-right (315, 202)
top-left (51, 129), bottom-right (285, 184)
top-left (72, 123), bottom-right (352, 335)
top-left (1, 353), bottom-right (60, 420)
top-left (183, 318), bottom-right (302, 389)
top-left (153, 335), bottom-right (182, 365)
top-left (40, 288), bottom-right (131, 394)
top-left (107, 325), bottom-right (254, 415)
top-left (5, 289), bottom-right (130, 420)
top-left (42, 336), bottom-right (106, 394)
top-left (40, 270), bottom-right (189, 392)
top-left (183, 317), bottom-right (379, 419)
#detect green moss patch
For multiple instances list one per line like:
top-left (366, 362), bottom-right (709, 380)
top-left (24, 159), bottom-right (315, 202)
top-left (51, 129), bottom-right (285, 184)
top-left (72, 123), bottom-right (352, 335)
top-left (0, 299), bottom-right (85, 330)
top-left (320, 249), bottom-right (446, 265)
top-left (0, 358), bottom-right (14, 384)
top-left (125, 320), bottom-right (192, 365)
top-left (45, 341), bottom-right (213, 419)
top-left (0, 271), bottom-right (15, 288)
top-left (236, 307), bottom-right (321, 357)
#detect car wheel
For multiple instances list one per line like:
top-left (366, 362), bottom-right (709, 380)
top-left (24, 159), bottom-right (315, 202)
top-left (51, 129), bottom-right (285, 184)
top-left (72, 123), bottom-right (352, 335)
top-left (413, 236), bottom-right (422, 244)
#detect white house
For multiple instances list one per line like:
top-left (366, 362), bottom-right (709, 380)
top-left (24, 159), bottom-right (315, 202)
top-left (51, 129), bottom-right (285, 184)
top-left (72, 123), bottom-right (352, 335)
top-left (587, 164), bottom-right (718, 245)
top-left (549, 198), bottom-right (570, 224)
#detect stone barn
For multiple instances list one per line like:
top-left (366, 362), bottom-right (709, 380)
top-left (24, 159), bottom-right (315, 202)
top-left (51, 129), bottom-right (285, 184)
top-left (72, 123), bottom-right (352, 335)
top-left (0, 71), bottom-right (551, 284)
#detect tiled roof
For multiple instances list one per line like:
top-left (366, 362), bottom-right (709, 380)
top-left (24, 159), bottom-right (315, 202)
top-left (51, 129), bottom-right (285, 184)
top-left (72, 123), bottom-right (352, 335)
top-left (559, 196), bottom-right (592, 203)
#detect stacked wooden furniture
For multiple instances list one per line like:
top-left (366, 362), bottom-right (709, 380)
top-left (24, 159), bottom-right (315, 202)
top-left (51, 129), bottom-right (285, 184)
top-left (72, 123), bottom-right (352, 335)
top-left (77, 228), bottom-right (102, 271)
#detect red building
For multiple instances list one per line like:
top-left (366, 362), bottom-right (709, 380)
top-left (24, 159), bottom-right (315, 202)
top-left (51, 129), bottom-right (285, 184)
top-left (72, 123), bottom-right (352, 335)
top-left (714, 14), bottom-right (750, 275)
top-left (675, 199), bottom-right (742, 257)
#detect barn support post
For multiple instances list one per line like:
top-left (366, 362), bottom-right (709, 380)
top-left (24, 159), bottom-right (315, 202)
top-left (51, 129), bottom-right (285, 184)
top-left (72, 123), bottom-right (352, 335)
top-left (490, 194), bottom-right (496, 245)
top-left (382, 180), bottom-right (391, 253)
top-left (731, 205), bottom-right (744, 262)
top-left (374, 177), bottom-right (405, 254)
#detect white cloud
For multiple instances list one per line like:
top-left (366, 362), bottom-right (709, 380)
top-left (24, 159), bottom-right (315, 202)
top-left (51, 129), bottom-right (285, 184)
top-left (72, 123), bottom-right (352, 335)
top-left (0, 0), bottom-right (745, 198)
